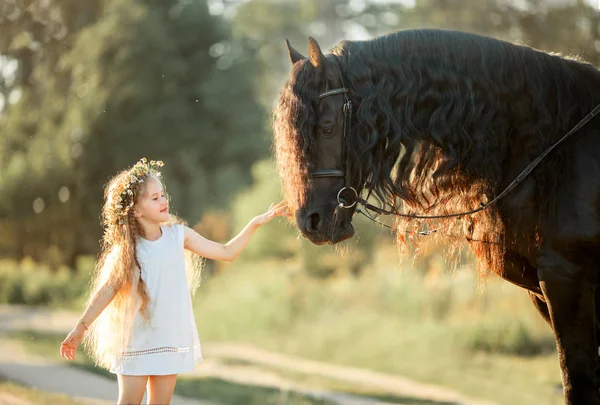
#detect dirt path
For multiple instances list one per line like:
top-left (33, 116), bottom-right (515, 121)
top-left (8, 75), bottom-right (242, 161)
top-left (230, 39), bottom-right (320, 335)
top-left (0, 337), bottom-right (213, 405)
top-left (0, 304), bottom-right (496, 405)
top-left (0, 393), bottom-right (32, 405)
top-left (0, 337), bottom-right (116, 405)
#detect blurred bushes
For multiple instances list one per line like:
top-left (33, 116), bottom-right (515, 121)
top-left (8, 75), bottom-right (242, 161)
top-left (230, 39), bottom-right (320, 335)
top-left (231, 159), bottom-right (299, 261)
top-left (0, 157), bottom-right (555, 360)
top-left (0, 0), bottom-right (268, 264)
top-left (0, 256), bottom-right (92, 306)
top-left (0, 244), bottom-right (556, 359)
top-left (455, 318), bottom-right (556, 357)
top-left (194, 245), bottom-right (556, 364)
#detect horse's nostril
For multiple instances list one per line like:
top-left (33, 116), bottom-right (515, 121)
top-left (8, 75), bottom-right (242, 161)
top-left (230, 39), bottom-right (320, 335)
top-left (307, 212), bottom-right (321, 233)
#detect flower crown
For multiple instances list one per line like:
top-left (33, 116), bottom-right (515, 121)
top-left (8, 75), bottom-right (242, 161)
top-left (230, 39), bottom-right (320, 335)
top-left (114, 158), bottom-right (164, 225)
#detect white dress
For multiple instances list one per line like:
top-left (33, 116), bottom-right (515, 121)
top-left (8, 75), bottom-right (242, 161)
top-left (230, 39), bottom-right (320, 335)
top-left (110, 223), bottom-right (203, 375)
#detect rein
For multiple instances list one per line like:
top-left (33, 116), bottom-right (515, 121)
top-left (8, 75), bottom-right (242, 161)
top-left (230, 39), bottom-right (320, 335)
top-left (313, 54), bottom-right (600, 225)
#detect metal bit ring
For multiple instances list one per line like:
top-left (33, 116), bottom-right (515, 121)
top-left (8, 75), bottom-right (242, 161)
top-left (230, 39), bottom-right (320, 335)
top-left (337, 187), bottom-right (358, 209)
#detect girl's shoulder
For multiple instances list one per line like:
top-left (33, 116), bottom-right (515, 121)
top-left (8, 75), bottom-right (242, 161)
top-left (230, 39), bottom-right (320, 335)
top-left (161, 221), bottom-right (185, 244)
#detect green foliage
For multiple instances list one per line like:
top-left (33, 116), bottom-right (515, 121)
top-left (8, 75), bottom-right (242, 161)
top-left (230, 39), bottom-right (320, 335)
top-left (66, 0), bottom-right (269, 233)
top-left (0, 257), bottom-right (91, 306)
top-left (456, 318), bottom-right (557, 357)
top-left (231, 159), bottom-right (299, 260)
top-left (14, 329), bottom-right (337, 405)
top-left (1, 0), bottom-right (598, 274)
top-left (0, 0), bottom-right (268, 263)
top-left (192, 251), bottom-right (560, 405)
top-left (231, 0), bottom-right (370, 106)
top-left (363, 0), bottom-right (600, 66)
top-left (0, 245), bottom-right (561, 404)
top-left (177, 377), bottom-right (337, 405)
top-left (299, 243), bottom-right (338, 279)
top-left (298, 213), bottom-right (390, 279)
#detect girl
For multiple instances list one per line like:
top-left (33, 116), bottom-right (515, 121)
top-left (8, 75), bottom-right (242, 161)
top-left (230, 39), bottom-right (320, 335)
top-left (59, 158), bottom-right (288, 405)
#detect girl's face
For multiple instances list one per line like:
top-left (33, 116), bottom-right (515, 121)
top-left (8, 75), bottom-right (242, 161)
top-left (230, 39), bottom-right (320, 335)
top-left (134, 177), bottom-right (169, 224)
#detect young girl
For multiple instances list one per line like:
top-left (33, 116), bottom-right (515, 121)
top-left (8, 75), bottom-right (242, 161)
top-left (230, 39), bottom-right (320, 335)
top-left (59, 158), bottom-right (288, 405)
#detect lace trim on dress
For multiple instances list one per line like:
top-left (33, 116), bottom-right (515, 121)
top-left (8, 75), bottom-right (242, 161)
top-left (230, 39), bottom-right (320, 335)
top-left (121, 340), bottom-right (200, 357)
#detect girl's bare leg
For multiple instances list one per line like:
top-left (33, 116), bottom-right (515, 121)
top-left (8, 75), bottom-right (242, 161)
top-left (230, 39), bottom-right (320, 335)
top-left (147, 374), bottom-right (177, 405)
top-left (117, 374), bottom-right (147, 405)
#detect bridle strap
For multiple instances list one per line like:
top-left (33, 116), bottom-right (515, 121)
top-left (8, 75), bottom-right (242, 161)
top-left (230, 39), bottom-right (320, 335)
top-left (318, 88), bottom-right (349, 99)
top-left (311, 169), bottom-right (345, 178)
top-left (310, 54), bottom-right (353, 188)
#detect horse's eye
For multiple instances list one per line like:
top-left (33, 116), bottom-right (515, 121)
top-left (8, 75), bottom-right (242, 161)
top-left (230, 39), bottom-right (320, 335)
top-left (320, 126), bottom-right (334, 138)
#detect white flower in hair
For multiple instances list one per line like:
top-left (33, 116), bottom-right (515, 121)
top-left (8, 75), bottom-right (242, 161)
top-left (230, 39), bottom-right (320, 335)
top-left (112, 158), bottom-right (165, 225)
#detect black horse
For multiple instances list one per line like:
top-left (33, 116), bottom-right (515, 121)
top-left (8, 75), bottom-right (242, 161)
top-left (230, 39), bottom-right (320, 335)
top-left (273, 29), bottom-right (600, 404)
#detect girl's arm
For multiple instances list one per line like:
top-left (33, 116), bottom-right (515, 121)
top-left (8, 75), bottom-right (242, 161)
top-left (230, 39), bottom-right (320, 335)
top-left (59, 282), bottom-right (117, 360)
top-left (184, 201), bottom-right (288, 262)
top-left (78, 282), bottom-right (118, 328)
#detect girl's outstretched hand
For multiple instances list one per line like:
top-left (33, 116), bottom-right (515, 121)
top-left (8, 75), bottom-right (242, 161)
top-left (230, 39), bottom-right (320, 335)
top-left (60, 325), bottom-right (85, 361)
top-left (254, 201), bottom-right (290, 226)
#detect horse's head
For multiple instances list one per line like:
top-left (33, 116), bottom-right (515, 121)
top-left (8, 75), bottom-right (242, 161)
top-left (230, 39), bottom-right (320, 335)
top-left (273, 37), bottom-right (358, 244)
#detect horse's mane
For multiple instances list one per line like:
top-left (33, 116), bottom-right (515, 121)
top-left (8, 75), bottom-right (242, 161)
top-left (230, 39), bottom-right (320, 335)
top-left (273, 29), bottom-right (599, 274)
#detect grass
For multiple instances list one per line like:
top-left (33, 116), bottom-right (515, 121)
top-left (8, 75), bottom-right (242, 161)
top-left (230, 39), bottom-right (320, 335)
top-left (10, 330), bottom-right (116, 380)
top-left (177, 378), bottom-right (338, 405)
top-left (4, 242), bottom-right (565, 405)
top-left (191, 245), bottom-right (564, 405)
top-left (214, 358), bottom-right (465, 405)
top-left (11, 330), bottom-right (456, 405)
top-left (176, 377), bottom-right (461, 405)
top-left (0, 375), bottom-right (85, 405)
top-left (10, 331), bottom-right (343, 405)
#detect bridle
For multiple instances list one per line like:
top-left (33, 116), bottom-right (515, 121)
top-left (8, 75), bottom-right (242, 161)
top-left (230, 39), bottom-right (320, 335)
top-left (310, 54), bottom-right (600, 222)
top-left (310, 55), bottom-right (358, 209)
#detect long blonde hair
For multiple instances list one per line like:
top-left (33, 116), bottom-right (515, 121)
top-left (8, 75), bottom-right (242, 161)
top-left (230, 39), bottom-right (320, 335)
top-left (83, 161), bottom-right (203, 370)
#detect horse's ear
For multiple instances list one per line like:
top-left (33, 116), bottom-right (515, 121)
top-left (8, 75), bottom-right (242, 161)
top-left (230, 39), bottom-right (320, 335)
top-left (285, 39), bottom-right (305, 65)
top-left (308, 37), bottom-right (326, 70)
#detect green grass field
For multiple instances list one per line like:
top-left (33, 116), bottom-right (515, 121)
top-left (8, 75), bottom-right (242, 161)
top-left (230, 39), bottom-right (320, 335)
top-left (12, 330), bottom-right (453, 405)
top-left (4, 242), bottom-right (565, 405)
top-left (191, 244), bottom-right (563, 405)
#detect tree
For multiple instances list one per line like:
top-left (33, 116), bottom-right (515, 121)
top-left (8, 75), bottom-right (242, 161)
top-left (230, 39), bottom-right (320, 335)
top-left (0, 1), bottom-right (103, 263)
top-left (230, 0), bottom-right (367, 106)
top-left (0, 0), bottom-right (269, 264)
top-left (361, 0), bottom-right (599, 67)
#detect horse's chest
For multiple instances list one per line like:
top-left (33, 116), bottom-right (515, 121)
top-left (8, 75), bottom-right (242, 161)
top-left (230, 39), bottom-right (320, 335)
top-left (501, 177), bottom-right (538, 231)
top-left (499, 177), bottom-right (540, 264)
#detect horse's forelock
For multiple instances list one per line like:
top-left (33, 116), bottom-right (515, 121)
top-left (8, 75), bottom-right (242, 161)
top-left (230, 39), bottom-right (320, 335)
top-left (273, 62), bottom-right (320, 214)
